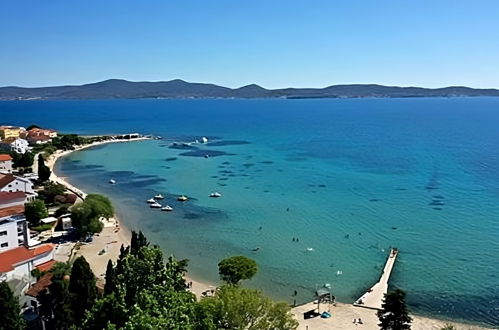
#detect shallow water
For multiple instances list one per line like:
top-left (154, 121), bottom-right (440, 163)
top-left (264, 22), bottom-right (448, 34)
top-left (2, 98), bottom-right (499, 326)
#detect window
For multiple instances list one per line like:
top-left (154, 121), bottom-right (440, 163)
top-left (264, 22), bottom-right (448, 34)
top-left (1, 242), bottom-right (8, 248)
top-left (0, 231), bottom-right (7, 236)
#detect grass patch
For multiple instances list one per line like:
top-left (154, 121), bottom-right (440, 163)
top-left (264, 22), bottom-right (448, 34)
top-left (32, 223), bottom-right (54, 232)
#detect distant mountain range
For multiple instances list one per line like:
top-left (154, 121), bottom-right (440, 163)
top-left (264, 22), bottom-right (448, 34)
top-left (1, 79), bottom-right (499, 100)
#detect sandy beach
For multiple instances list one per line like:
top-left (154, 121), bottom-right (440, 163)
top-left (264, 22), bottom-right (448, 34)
top-left (292, 301), bottom-right (492, 330)
top-left (47, 138), bottom-right (493, 330)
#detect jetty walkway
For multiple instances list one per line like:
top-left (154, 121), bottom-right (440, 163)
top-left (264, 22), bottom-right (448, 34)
top-left (353, 248), bottom-right (398, 310)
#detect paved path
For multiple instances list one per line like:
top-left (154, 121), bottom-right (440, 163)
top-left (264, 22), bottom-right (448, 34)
top-left (353, 248), bottom-right (398, 310)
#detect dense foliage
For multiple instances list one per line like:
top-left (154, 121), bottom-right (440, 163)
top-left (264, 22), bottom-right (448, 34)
top-left (70, 194), bottom-right (114, 237)
top-left (83, 232), bottom-right (196, 329)
top-left (38, 181), bottom-right (66, 205)
top-left (378, 289), bottom-right (412, 330)
top-left (52, 134), bottom-right (83, 150)
top-left (218, 255), bottom-right (258, 285)
top-left (196, 285), bottom-right (298, 330)
top-left (24, 199), bottom-right (48, 226)
top-left (37, 231), bottom-right (297, 330)
top-left (37, 154), bottom-right (51, 182)
top-left (11, 151), bottom-right (34, 169)
top-left (0, 281), bottom-right (25, 330)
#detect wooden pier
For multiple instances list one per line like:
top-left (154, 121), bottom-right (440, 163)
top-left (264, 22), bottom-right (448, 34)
top-left (353, 248), bottom-right (398, 310)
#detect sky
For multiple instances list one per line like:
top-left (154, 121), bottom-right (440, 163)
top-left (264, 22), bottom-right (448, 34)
top-left (1, 0), bottom-right (498, 89)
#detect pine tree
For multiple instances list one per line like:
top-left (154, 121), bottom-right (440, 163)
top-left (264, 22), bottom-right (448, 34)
top-left (0, 282), bottom-right (25, 330)
top-left (378, 289), bottom-right (412, 330)
top-left (130, 231), bottom-right (138, 255)
top-left (69, 256), bottom-right (97, 322)
top-left (104, 260), bottom-right (116, 295)
top-left (37, 154), bottom-right (51, 182)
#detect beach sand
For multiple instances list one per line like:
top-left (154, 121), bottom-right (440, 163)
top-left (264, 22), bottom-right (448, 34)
top-left (292, 301), bottom-right (492, 330)
top-left (48, 139), bottom-right (493, 329)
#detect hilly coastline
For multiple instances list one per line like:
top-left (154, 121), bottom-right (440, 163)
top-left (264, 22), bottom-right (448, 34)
top-left (1, 78), bottom-right (499, 100)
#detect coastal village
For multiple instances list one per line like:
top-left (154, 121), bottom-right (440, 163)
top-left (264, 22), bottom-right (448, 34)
top-left (0, 124), bottom-right (490, 330)
top-left (0, 124), bottom-right (146, 328)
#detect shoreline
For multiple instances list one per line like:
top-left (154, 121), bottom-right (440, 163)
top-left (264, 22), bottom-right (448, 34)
top-left (47, 139), bottom-right (493, 329)
top-left (47, 137), bottom-right (216, 300)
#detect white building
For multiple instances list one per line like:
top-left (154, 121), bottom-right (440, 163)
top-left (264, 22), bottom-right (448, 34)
top-left (0, 138), bottom-right (29, 154)
top-left (0, 174), bottom-right (37, 201)
top-left (0, 244), bottom-right (55, 309)
top-left (0, 215), bottom-right (28, 252)
top-left (0, 191), bottom-right (29, 252)
top-left (0, 154), bottom-right (13, 173)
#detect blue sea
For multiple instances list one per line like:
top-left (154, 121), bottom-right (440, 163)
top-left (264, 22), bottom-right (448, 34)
top-left (2, 98), bottom-right (499, 326)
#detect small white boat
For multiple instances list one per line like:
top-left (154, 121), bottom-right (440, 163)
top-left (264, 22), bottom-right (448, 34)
top-left (109, 179), bottom-right (116, 184)
top-left (201, 137), bottom-right (208, 143)
top-left (177, 195), bottom-right (188, 202)
top-left (150, 202), bottom-right (162, 208)
top-left (210, 192), bottom-right (222, 198)
top-left (161, 205), bottom-right (173, 212)
top-left (146, 198), bottom-right (156, 204)
top-left (154, 194), bottom-right (164, 200)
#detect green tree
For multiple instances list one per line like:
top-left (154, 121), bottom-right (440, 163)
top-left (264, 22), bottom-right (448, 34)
top-left (378, 289), bottom-right (412, 330)
top-left (218, 256), bottom-right (258, 285)
top-left (196, 285), bottom-right (298, 330)
top-left (70, 194), bottom-right (113, 237)
top-left (82, 293), bottom-right (128, 330)
top-left (69, 256), bottom-right (97, 323)
top-left (37, 263), bottom-right (74, 329)
top-left (12, 151), bottom-right (34, 169)
top-left (0, 281), bottom-right (25, 330)
top-left (130, 230), bottom-right (149, 256)
top-left (38, 181), bottom-right (66, 204)
top-left (24, 199), bottom-right (48, 226)
top-left (37, 154), bottom-right (51, 181)
top-left (104, 260), bottom-right (116, 296)
top-left (123, 286), bottom-right (196, 330)
top-left (26, 124), bottom-right (41, 130)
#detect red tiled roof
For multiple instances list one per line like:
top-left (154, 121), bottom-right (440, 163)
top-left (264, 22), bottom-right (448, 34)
top-left (26, 273), bottom-right (53, 297)
top-left (0, 174), bottom-right (15, 188)
top-left (0, 154), bottom-right (12, 161)
top-left (27, 135), bottom-right (51, 141)
top-left (36, 260), bottom-right (57, 272)
top-left (0, 244), bottom-right (55, 272)
top-left (0, 191), bottom-right (25, 202)
top-left (0, 205), bottom-right (24, 218)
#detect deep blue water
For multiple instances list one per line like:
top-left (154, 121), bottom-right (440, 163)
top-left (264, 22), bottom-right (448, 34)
top-left (2, 98), bottom-right (499, 326)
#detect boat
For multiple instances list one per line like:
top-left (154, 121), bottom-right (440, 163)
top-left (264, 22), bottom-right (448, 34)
top-left (177, 195), bottom-right (188, 202)
top-left (146, 198), bottom-right (156, 204)
top-left (109, 179), bottom-right (116, 184)
top-left (201, 137), bottom-right (208, 143)
top-left (210, 192), bottom-right (222, 198)
top-left (154, 194), bottom-right (164, 199)
top-left (150, 202), bottom-right (162, 208)
top-left (161, 205), bottom-right (173, 212)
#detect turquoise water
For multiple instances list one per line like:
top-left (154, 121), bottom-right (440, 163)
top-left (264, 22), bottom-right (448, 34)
top-left (2, 98), bottom-right (499, 326)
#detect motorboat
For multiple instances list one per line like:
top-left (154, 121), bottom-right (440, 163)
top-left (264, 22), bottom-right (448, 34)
top-left (109, 179), bottom-right (116, 184)
top-left (177, 195), bottom-right (188, 202)
top-left (154, 194), bottom-right (164, 200)
top-left (210, 192), bottom-right (222, 198)
top-left (150, 202), bottom-right (162, 208)
top-left (146, 198), bottom-right (156, 204)
top-left (161, 205), bottom-right (173, 212)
